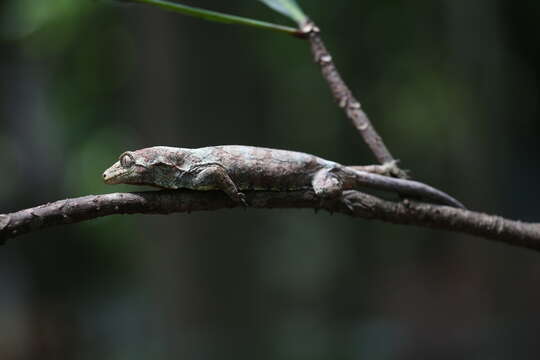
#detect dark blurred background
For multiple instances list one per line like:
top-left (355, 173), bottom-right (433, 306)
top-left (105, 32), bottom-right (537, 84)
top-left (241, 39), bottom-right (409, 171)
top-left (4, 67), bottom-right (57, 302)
top-left (1, 0), bottom-right (540, 358)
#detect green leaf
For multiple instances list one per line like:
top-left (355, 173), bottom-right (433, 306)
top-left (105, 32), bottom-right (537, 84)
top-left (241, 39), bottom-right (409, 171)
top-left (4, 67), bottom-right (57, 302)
top-left (259, 0), bottom-right (307, 25)
top-left (119, 0), bottom-right (300, 36)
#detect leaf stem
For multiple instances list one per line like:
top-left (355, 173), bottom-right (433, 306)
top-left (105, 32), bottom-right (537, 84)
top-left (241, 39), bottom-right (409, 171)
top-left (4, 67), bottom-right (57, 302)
top-left (128, 0), bottom-right (302, 36)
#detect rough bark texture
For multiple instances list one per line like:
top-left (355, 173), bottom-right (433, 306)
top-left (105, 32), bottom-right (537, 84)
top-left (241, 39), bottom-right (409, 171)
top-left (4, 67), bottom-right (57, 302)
top-left (1, 190), bottom-right (539, 252)
top-left (306, 22), bottom-right (402, 176)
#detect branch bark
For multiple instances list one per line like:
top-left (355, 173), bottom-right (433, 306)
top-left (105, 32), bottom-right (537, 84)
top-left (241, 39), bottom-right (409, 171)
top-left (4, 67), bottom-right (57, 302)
top-left (1, 190), bottom-right (539, 252)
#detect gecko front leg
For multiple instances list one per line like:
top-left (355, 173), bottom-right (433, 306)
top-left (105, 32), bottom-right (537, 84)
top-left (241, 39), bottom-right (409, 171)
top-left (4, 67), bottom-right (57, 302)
top-left (191, 164), bottom-right (247, 206)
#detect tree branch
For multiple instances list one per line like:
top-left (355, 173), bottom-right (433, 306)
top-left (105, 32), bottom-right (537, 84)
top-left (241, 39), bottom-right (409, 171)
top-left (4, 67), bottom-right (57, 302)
top-left (304, 22), bottom-right (405, 176)
top-left (1, 190), bottom-right (539, 252)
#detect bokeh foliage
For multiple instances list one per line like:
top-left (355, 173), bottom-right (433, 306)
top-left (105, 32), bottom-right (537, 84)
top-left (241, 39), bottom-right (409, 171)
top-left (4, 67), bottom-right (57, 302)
top-left (1, 0), bottom-right (540, 359)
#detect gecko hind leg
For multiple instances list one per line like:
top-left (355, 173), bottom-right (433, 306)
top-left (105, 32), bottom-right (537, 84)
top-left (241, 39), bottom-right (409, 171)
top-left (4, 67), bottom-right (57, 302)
top-left (192, 165), bottom-right (247, 206)
top-left (312, 168), bottom-right (343, 200)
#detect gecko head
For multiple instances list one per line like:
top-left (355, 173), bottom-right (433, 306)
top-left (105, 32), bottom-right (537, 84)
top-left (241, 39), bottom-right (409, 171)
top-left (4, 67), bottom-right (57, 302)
top-left (102, 147), bottom-right (181, 188)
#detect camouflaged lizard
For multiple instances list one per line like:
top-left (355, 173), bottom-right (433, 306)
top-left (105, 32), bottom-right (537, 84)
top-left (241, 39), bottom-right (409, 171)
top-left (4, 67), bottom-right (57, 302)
top-left (102, 145), bottom-right (464, 208)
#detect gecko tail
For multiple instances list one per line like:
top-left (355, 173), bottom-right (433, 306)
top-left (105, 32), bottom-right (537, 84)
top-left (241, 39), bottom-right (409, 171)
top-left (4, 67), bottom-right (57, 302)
top-left (348, 167), bottom-right (465, 209)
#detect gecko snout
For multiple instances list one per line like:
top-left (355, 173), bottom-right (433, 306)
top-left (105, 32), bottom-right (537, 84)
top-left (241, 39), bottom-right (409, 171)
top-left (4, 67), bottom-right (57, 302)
top-left (102, 164), bottom-right (129, 185)
top-left (102, 170), bottom-right (115, 184)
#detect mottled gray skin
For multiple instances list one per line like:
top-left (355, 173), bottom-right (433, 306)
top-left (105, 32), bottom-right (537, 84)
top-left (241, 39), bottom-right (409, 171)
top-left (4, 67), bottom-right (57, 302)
top-left (103, 145), bottom-right (464, 208)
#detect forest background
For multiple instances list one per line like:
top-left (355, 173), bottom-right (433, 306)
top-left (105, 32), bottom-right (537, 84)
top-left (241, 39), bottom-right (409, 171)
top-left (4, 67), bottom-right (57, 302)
top-left (1, 0), bottom-right (540, 358)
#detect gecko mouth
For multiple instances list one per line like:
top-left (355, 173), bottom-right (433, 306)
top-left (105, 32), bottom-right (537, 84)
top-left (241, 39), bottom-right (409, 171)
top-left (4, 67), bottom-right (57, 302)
top-left (102, 169), bottom-right (127, 184)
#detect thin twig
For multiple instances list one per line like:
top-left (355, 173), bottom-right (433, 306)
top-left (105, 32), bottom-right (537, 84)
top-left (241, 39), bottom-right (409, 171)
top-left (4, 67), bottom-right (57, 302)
top-left (1, 190), bottom-right (539, 252)
top-left (304, 22), bottom-right (405, 177)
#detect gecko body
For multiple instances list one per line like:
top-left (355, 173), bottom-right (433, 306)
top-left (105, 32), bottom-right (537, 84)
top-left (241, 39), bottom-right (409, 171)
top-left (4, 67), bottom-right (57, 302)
top-left (102, 145), bottom-right (464, 208)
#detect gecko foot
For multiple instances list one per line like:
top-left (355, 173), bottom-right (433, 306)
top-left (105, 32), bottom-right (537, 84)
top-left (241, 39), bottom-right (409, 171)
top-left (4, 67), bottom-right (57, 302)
top-left (350, 160), bottom-right (409, 179)
top-left (343, 196), bottom-right (355, 213)
top-left (232, 191), bottom-right (248, 207)
top-left (342, 191), bottom-right (371, 214)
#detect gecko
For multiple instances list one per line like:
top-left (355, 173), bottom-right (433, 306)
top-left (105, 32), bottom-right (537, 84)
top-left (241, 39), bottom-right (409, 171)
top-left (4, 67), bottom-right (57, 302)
top-left (102, 145), bottom-right (464, 208)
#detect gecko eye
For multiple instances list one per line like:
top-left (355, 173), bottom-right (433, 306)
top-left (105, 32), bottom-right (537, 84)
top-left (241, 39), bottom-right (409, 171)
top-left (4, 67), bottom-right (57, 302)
top-left (119, 152), bottom-right (135, 168)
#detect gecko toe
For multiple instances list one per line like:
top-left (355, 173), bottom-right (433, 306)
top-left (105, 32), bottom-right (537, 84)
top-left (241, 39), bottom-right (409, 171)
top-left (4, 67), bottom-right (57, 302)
top-left (236, 192), bottom-right (248, 207)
